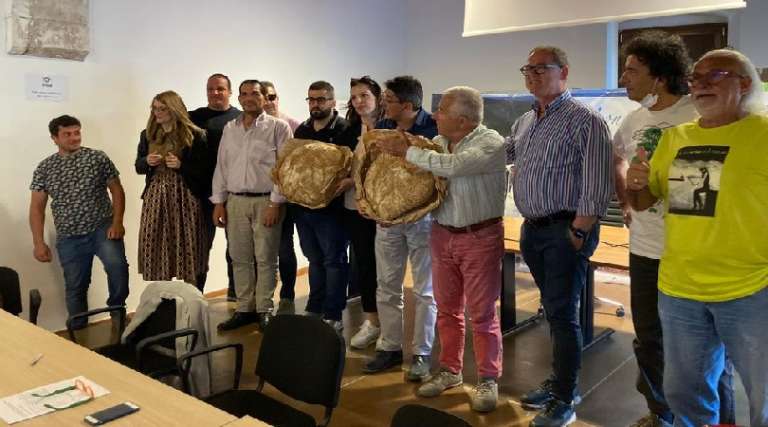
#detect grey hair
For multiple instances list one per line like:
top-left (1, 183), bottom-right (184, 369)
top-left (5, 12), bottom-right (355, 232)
top-left (698, 48), bottom-right (766, 114)
top-left (529, 45), bottom-right (569, 68)
top-left (443, 86), bottom-right (483, 123)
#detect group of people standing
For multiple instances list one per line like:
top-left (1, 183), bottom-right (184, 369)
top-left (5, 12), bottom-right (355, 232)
top-left (29, 31), bottom-right (767, 427)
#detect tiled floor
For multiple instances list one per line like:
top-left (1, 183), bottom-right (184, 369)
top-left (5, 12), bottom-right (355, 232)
top-left (72, 267), bottom-right (748, 426)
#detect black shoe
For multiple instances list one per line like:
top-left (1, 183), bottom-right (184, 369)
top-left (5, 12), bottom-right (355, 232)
top-left (529, 398), bottom-right (576, 427)
top-left (258, 313), bottom-right (273, 331)
top-left (362, 350), bottom-right (403, 374)
top-left (217, 312), bottom-right (258, 331)
top-left (520, 379), bottom-right (582, 410)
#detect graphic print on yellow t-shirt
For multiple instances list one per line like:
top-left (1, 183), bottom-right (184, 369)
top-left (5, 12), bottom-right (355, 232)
top-left (667, 145), bottom-right (729, 217)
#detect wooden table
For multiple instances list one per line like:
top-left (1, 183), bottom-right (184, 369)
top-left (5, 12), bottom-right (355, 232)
top-left (501, 217), bottom-right (629, 348)
top-left (0, 310), bottom-right (237, 426)
top-left (220, 416), bottom-right (271, 426)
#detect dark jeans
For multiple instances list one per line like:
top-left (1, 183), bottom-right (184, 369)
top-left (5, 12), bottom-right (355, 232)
top-left (56, 220), bottom-right (130, 328)
top-left (277, 205), bottom-right (298, 300)
top-left (196, 200), bottom-right (217, 292)
top-left (520, 219), bottom-right (599, 402)
top-left (345, 208), bottom-right (378, 313)
top-left (630, 253), bottom-right (735, 424)
top-left (295, 208), bottom-right (349, 321)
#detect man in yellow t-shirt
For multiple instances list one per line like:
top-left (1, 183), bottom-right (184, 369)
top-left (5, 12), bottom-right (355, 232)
top-left (627, 49), bottom-right (768, 427)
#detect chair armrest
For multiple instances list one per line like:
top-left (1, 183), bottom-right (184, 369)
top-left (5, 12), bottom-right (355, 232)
top-left (135, 328), bottom-right (199, 371)
top-left (66, 305), bottom-right (126, 342)
top-left (177, 343), bottom-right (243, 395)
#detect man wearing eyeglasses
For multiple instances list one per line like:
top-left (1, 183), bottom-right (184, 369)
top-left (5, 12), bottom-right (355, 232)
top-left (189, 73), bottom-right (242, 296)
top-left (292, 81), bottom-right (352, 333)
top-left (362, 76), bottom-right (438, 385)
top-left (510, 46), bottom-right (613, 427)
top-left (627, 49), bottom-right (768, 427)
top-left (260, 81), bottom-right (300, 316)
top-left (613, 31), bottom-right (734, 427)
top-left (262, 81), bottom-right (300, 132)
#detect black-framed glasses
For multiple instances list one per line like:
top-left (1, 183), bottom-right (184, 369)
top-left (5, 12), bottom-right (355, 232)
top-left (266, 94), bottom-right (277, 101)
top-left (306, 97), bottom-right (331, 104)
top-left (687, 70), bottom-right (746, 87)
top-left (519, 64), bottom-right (560, 76)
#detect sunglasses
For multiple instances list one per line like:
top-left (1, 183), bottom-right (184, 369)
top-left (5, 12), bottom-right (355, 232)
top-left (266, 94), bottom-right (277, 101)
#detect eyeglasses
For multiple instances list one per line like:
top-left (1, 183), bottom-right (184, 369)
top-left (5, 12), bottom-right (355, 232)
top-left (382, 96), bottom-right (401, 105)
top-left (266, 94), bottom-right (277, 101)
top-left (306, 97), bottom-right (331, 104)
top-left (686, 70), bottom-right (746, 87)
top-left (519, 64), bottom-right (561, 76)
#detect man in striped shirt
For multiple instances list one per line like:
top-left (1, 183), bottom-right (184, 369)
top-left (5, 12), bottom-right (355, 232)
top-left (510, 46), bottom-right (613, 427)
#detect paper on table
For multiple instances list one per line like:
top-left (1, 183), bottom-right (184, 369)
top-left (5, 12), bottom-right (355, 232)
top-left (0, 376), bottom-right (109, 424)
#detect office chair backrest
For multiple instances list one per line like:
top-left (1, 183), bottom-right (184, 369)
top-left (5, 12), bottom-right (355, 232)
top-left (390, 404), bottom-right (472, 427)
top-left (125, 298), bottom-right (177, 346)
top-left (255, 315), bottom-right (345, 408)
top-left (0, 266), bottom-right (22, 316)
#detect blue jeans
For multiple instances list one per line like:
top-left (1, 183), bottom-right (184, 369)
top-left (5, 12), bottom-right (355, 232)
top-left (294, 208), bottom-right (349, 321)
top-left (520, 220), bottom-right (599, 402)
top-left (660, 287), bottom-right (768, 427)
top-left (56, 221), bottom-right (130, 328)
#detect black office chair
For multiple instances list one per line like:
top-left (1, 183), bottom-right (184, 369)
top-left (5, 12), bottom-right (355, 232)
top-left (0, 266), bottom-right (42, 324)
top-left (67, 299), bottom-right (198, 379)
top-left (390, 404), bottom-right (473, 427)
top-left (179, 315), bottom-right (346, 427)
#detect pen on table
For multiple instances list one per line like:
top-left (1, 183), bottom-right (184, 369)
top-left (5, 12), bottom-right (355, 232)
top-left (30, 353), bottom-right (44, 366)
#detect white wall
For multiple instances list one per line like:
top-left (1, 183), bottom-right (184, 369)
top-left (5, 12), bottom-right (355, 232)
top-left (0, 0), bottom-right (408, 330)
top-left (738, 0), bottom-right (768, 67)
top-left (404, 0), bottom-right (608, 106)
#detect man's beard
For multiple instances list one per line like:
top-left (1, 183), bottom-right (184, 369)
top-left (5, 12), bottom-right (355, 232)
top-left (310, 108), bottom-right (332, 120)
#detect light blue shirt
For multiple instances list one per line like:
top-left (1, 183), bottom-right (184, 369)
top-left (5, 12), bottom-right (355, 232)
top-left (406, 124), bottom-right (506, 228)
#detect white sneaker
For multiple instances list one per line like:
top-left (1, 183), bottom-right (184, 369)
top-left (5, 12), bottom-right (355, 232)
top-left (470, 378), bottom-right (498, 412)
top-left (350, 320), bottom-right (380, 349)
top-left (416, 370), bottom-right (463, 397)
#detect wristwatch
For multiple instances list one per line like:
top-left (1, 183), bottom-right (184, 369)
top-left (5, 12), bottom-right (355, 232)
top-left (569, 225), bottom-right (587, 240)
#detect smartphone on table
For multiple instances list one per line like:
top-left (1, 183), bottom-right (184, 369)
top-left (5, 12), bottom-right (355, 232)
top-left (84, 402), bottom-right (140, 425)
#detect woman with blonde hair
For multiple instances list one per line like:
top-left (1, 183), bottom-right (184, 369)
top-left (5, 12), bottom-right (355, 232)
top-left (135, 90), bottom-right (211, 288)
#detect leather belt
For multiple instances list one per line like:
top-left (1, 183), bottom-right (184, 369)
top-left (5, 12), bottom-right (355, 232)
top-left (524, 211), bottom-right (576, 227)
top-left (437, 217), bottom-right (502, 234)
top-left (230, 192), bottom-right (270, 197)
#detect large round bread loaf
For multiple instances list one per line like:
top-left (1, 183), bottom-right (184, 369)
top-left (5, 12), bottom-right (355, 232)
top-left (354, 129), bottom-right (446, 224)
top-left (273, 139), bottom-right (352, 209)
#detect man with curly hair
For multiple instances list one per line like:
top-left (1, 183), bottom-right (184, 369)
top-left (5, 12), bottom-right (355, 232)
top-left (613, 31), bottom-right (734, 427)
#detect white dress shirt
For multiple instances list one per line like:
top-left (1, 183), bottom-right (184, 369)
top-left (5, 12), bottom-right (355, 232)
top-left (210, 111), bottom-right (292, 204)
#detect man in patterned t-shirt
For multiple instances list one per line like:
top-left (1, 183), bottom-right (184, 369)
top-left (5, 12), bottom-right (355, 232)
top-left (29, 115), bottom-right (129, 329)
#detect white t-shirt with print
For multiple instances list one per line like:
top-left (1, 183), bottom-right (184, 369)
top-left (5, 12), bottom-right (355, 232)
top-left (612, 95), bottom-right (697, 259)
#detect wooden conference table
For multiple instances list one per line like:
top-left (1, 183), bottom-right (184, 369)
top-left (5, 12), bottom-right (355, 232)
top-left (0, 309), bottom-right (238, 426)
top-left (501, 217), bottom-right (629, 348)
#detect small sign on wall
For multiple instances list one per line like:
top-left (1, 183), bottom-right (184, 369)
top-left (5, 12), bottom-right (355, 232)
top-left (25, 74), bottom-right (69, 102)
